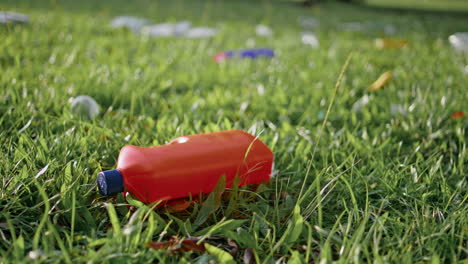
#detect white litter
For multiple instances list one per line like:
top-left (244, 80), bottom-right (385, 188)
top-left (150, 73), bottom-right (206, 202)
top-left (246, 38), bottom-right (256, 48)
top-left (449, 33), bottom-right (468, 53)
top-left (256, 24), bottom-right (273, 37)
top-left (174, 21), bottom-right (192, 36)
top-left (184, 27), bottom-right (217, 38)
top-left (141, 22), bottom-right (216, 38)
top-left (298, 16), bottom-right (319, 29)
top-left (141, 23), bottom-right (178, 37)
top-left (0, 11), bottom-right (29, 24)
top-left (110, 16), bottom-right (150, 32)
top-left (390, 104), bottom-right (407, 116)
top-left (70, 95), bottom-right (100, 121)
top-left (352, 95), bottom-right (372, 113)
top-left (301, 32), bottom-right (319, 48)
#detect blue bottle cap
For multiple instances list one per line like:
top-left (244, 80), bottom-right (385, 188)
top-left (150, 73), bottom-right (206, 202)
top-left (97, 169), bottom-right (124, 196)
top-left (239, 48), bottom-right (274, 59)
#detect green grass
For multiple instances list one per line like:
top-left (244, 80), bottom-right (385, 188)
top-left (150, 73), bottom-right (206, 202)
top-left (1, 0), bottom-right (467, 263)
top-left (366, 0), bottom-right (468, 12)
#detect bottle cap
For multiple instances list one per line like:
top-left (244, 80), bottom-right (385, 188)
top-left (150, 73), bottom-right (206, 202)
top-left (97, 169), bottom-right (124, 196)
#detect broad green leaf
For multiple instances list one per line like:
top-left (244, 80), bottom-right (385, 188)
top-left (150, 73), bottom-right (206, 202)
top-left (205, 243), bottom-right (235, 264)
top-left (106, 203), bottom-right (121, 237)
top-left (287, 205), bottom-right (304, 243)
top-left (288, 251), bottom-right (304, 264)
top-left (194, 175), bottom-right (226, 228)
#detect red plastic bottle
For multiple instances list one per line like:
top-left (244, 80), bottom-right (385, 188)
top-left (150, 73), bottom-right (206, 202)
top-left (97, 130), bottom-right (274, 203)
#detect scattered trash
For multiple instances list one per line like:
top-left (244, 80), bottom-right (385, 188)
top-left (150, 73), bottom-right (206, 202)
top-left (256, 24), bottom-right (273, 37)
top-left (0, 11), bottom-right (29, 24)
top-left (141, 23), bottom-right (174, 37)
top-left (390, 104), bottom-right (407, 116)
top-left (298, 16), bottom-right (319, 29)
top-left (246, 38), bottom-right (256, 48)
top-left (111, 16), bottom-right (217, 38)
top-left (28, 250), bottom-right (44, 260)
top-left (141, 22), bottom-right (216, 38)
top-left (141, 21), bottom-right (191, 37)
top-left (449, 33), bottom-right (468, 53)
top-left (110, 16), bottom-right (150, 32)
top-left (70, 95), bottom-right (100, 120)
top-left (375, 38), bottom-right (408, 49)
top-left (174, 21), bottom-right (192, 35)
top-left (213, 48), bottom-right (275, 63)
top-left (451, 111), bottom-right (465, 120)
top-left (184, 27), bottom-right (218, 38)
top-left (369, 71), bottom-right (393, 91)
top-left (97, 130), bottom-right (274, 204)
top-left (351, 94), bottom-right (371, 113)
top-left (301, 32), bottom-right (319, 48)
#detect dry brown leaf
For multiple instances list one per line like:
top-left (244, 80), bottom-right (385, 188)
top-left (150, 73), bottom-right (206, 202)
top-left (147, 236), bottom-right (206, 254)
top-left (369, 71), bottom-right (393, 91)
top-left (227, 239), bottom-right (239, 257)
top-left (375, 38), bottom-right (408, 49)
top-left (147, 236), bottom-right (180, 250)
top-left (147, 235), bottom-right (241, 257)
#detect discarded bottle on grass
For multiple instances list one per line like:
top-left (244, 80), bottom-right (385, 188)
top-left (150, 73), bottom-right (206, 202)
top-left (110, 16), bottom-right (150, 33)
top-left (214, 48), bottom-right (274, 63)
top-left (97, 130), bottom-right (274, 203)
top-left (0, 11), bottom-right (29, 24)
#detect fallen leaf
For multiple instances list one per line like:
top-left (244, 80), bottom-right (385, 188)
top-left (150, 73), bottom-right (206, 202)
top-left (288, 251), bottom-right (303, 264)
top-left (205, 243), bottom-right (235, 264)
top-left (147, 236), bottom-right (206, 254)
top-left (451, 111), bottom-right (465, 120)
top-left (227, 239), bottom-right (239, 257)
top-left (147, 235), bottom-right (240, 256)
top-left (285, 205), bottom-right (304, 243)
top-left (375, 38), bottom-right (408, 49)
top-left (243, 248), bottom-right (255, 264)
top-left (369, 71), bottom-right (393, 91)
top-left (147, 236), bottom-right (179, 250)
top-left (178, 239), bottom-right (206, 253)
